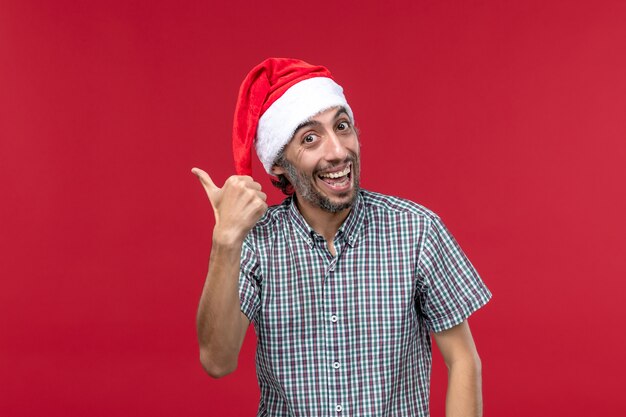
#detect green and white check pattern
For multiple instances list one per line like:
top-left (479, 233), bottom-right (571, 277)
top-left (239, 190), bottom-right (491, 417)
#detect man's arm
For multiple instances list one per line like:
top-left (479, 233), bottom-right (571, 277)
top-left (192, 168), bottom-right (267, 378)
top-left (196, 236), bottom-right (250, 378)
top-left (432, 320), bottom-right (483, 417)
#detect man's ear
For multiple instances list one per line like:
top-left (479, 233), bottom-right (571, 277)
top-left (271, 164), bottom-right (285, 176)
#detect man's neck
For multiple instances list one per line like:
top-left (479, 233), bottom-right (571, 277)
top-left (294, 195), bottom-right (351, 244)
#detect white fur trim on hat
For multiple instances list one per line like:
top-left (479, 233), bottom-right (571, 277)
top-left (256, 77), bottom-right (354, 173)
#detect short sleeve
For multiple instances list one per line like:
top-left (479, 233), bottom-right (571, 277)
top-left (417, 216), bottom-right (492, 333)
top-left (239, 239), bottom-right (261, 323)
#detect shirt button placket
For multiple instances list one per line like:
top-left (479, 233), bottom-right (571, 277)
top-left (324, 247), bottom-right (342, 416)
top-left (328, 253), bottom-right (337, 272)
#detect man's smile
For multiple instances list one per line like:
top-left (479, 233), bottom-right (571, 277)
top-left (317, 163), bottom-right (352, 190)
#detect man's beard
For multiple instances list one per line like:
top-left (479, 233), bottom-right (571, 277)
top-left (279, 155), bottom-right (361, 213)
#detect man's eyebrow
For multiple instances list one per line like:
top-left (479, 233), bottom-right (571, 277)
top-left (294, 119), bottom-right (320, 134)
top-left (333, 106), bottom-right (349, 119)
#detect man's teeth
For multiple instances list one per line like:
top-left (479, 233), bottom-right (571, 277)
top-left (319, 165), bottom-right (351, 179)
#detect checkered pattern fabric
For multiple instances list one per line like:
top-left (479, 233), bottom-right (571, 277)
top-left (239, 190), bottom-right (491, 417)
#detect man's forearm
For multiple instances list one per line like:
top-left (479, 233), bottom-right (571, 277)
top-left (196, 235), bottom-right (249, 378)
top-left (445, 358), bottom-right (483, 417)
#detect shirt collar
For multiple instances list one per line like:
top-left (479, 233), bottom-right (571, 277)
top-left (337, 191), bottom-right (364, 247)
top-left (287, 191), bottom-right (365, 248)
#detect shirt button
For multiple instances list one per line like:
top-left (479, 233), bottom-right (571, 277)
top-left (330, 315), bottom-right (338, 323)
top-left (333, 361), bottom-right (340, 369)
top-left (335, 405), bottom-right (343, 412)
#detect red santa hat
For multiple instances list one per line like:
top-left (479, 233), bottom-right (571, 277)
top-left (232, 57), bottom-right (354, 175)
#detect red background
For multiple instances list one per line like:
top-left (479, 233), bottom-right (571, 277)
top-left (2, 0), bottom-right (625, 415)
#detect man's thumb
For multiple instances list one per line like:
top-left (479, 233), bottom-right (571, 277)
top-left (191, 167), bottom-right (219, 197)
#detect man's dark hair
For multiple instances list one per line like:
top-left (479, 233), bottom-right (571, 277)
top-left (270, 152), bottom-right (294, 195)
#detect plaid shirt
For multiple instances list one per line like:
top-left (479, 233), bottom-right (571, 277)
top-left (239, 190), bottom-right (491, 417)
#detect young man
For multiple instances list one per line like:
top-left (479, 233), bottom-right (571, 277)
top-left (192, 58), bottom-right (492, 417)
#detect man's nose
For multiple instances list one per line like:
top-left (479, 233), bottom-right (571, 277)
top-left (323, 131), bottom-right (349, 161)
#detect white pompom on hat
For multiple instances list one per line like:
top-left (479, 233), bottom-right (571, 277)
top-left (232, 58), bottom-right (354, 175)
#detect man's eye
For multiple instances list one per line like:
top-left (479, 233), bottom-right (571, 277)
top-left (337, 121), bottom-right (350, 130)
top-left (303, 134), bottom-right (316, 143)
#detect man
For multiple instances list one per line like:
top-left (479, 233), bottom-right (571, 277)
top-left (192, 58), bottom-right (492, 417)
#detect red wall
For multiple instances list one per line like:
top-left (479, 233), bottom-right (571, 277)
top-left (1, 0), bottom-right (625, 415)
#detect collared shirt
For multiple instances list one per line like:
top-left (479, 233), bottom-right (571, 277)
top-left (239, 190), bottom-right (492, 417)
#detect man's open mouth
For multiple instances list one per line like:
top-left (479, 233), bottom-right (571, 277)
top-left (317, 163), bottom-right (352, 188)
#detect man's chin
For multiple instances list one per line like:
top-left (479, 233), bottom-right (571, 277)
top-left (316, 188), bottom-right (359, 213)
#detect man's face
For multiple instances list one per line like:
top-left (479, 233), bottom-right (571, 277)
top-left (272, 106), bottom-right (360, 213)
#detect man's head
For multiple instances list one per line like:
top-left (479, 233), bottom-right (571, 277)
top-left (271, 106), bottom-right (360, 212)
top-left (231, 57), bottom-right (359, 212)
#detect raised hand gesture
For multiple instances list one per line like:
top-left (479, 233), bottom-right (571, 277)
top-left (191, 168), bottom-right (268, 244)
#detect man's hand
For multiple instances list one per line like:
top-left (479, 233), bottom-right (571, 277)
top-left (191, 168), bottom-right (268, 244)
